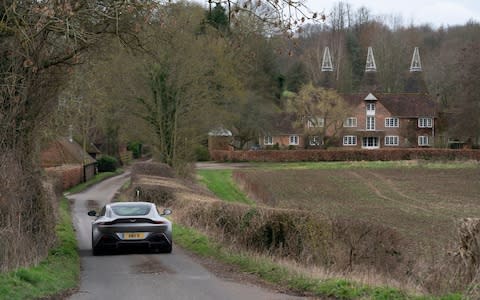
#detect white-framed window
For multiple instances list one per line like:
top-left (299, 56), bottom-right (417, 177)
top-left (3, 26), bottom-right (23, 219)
top-left (366, 116), bottom-right (375, 130)
top-left (384, 136), bottom-right (399, 146)
top-left (289, 135), bottom-right (299, 145)
top-left (344, 117), bottom-right (357, 128)
top-left (366, 103), bottom-right (376, 115)
top-left (309, 136), bottom-right (322, 146)
top-left (418, 117), bottom-right (433, 128)
top-left (343, 135), bottom-right (357, 146)
top-left (418, 136), bottom-right (430, 146)
top-left (385, 117), bottom-right (399, 128)
top-left (307, 117), bottom-right (325, 128)
top-left (362, 137), bottom-right (379, 148)
top-left (264, 136), bottom-right (273, 145)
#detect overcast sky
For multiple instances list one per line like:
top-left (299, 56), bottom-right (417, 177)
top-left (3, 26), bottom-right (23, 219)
top-left (305, 0), bottom-right (480, 27)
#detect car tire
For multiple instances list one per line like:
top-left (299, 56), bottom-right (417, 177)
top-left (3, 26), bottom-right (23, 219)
top-left (92, 232), bottom-right (100, 256)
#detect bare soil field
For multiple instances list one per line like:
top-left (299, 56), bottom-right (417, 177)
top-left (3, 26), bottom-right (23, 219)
top-left (233, 167), bottom-right (480, 248)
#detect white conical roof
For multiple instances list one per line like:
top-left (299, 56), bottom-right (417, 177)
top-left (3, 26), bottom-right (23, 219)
top-left (365, 46), bottom-right (377, 72)
top-left (410, 47), bottom-right (422, 72)
top-left (321, 47), bottom-right (334, 72)
top-left (208, 127), bottom-right (232, 136)
top-left (364, 93), bottom-right (378, 101)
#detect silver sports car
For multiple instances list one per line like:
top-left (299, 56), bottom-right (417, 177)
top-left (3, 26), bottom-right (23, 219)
top-left (87, 202), bottom-right (172, 255)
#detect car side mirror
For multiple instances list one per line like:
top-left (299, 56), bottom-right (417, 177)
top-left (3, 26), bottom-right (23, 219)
top-left (162, 208), bottom-right (172, 216)
top-left (87, 210), bottom-right (97, 217)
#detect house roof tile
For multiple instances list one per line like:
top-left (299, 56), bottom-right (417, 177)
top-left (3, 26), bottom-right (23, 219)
top-left (265, 112), bottom-right (303, 135)
top-left (41, 137), bottom-right (97, 168)
top-left (342, 93), bottom-right (437, 117)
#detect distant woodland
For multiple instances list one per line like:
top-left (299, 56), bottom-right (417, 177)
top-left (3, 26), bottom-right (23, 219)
top-left (280, 3), bottom-right (480, 144)
top-left (47, 2), bottom-right (480, 165)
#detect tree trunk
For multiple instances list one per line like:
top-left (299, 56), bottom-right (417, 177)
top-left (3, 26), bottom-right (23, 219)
top-left (0, 129), bottom-right (56, 271)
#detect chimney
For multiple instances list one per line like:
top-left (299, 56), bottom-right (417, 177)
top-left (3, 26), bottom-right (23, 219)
top-left (410, 47), bottom-right (422, 72)
top-left (365, 46), bottom-right (377, 72)
top-left (321, 47), bottom-right (334, 72)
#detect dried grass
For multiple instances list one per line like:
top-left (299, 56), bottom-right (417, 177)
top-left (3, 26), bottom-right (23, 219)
top-left (131, 161), bottom-right (175, 179)
top-left (448, 218), bottom-right (480, 297)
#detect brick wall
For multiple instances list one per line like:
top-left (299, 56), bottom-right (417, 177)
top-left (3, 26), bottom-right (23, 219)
top-left (208, 136), bottom-right (232, 152)
top-left (210, 149), bottom-right (480, 162)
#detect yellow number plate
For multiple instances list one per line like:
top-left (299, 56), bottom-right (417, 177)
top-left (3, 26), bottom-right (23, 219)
top-left (123, 232), bottom-right (145, 240)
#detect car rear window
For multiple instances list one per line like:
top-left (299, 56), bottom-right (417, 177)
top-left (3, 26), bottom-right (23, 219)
top-left (111, 204), bottom-right (151, 216)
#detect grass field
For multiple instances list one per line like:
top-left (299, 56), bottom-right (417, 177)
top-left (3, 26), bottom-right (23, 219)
top-left (197, 169), bottom-right (255, 205)
top-left (231, 162), bottom-right (480, 249)
top-left (195, 161), bottom-right (480, 297)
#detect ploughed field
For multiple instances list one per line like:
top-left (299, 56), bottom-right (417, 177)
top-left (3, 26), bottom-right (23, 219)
top-left (233, 166), bottom-right (480, 248)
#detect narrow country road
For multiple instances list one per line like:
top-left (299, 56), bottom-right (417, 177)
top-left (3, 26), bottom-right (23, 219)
top-left (67, 172), bottom-right (304, 300)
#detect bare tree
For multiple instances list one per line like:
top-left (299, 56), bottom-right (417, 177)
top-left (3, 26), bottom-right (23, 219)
top-left (209, 0), bottom-right (321, 34)
top-left (133, 3), bottom-right (243, 172)
top-left (0, 0), bottom-right (154, 270)
top-left (450, 42), bottom-right (480, 145)
top-left (288, 83), bottom-right (350, 148)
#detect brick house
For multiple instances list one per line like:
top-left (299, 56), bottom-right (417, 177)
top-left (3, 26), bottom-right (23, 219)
top-left (259, 46), bottom-right (437, 149)
top-left (340, 92), bottom-right (436, 149)
top-left (41, 137), bottom-right (98, 189)
top-left (259, 113), bottom-right (305, 149)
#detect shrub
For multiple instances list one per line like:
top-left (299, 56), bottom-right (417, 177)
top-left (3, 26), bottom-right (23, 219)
top-left (132, 184), bottom-right (175, 206)
top-left (172, 195), bottom-right (407, 278)
top-left (195, 145), bottom-right (210, 161)
top-left (210, 149), bottom-right (480, 162)
top-left (97, 155), bottom-right (118, 172)
top-left (127, 142), bottom-right (142, 159)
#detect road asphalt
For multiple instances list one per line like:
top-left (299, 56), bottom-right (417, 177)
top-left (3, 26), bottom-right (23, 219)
top-left (67, 172), bottom-right (304, 300)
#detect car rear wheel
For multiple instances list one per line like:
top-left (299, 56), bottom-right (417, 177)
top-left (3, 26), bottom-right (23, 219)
top-left (92, 232), bottom-right (101, 256)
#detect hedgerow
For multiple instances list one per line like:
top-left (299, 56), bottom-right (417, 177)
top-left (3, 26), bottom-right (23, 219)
top-left (210, 149), bottom-right (480, 162)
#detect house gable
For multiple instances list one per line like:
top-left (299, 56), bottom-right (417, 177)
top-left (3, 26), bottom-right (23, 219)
top-left (346, 95), bottom-right (395, 133)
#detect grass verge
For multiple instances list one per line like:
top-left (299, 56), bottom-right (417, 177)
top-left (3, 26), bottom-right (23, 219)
top-left (67, 169), bottom-right (123, 194)
top-left (174, 224), bottom-right (463, 300)
top-left (0, 198), bottom-right (79, 300)
top-left (197, 169), bottom-right (254, 205)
